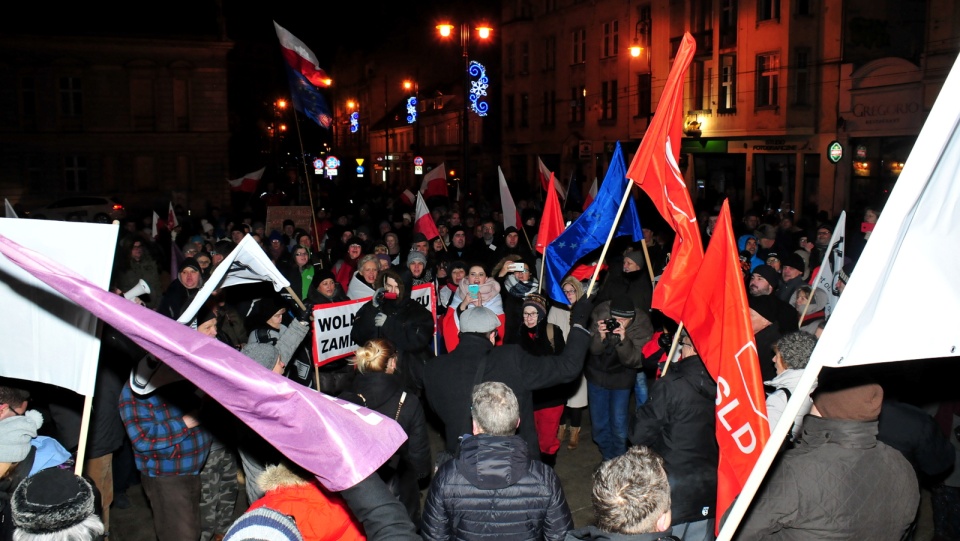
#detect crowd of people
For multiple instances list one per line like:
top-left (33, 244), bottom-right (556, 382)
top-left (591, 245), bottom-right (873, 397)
top-left (1, 193), bottom-right (959, 541)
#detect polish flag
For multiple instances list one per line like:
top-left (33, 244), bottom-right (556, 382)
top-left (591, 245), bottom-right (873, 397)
top-left (414, 193), bottom-right (440, 240)
top-left (420, 163), bottom-right (448, 198)
top-left (151, 211), bottom-right (160, 239)
top-left (538, 157), bottom-right (566, 200)
top-left (167, 202), bottom-right (178, 229)
top-left (228, 167), bottom-right (265, 193)
top-left (273, 22), bottom-right (332, 88)
top-left (400, 189), bottom-right (416, 207)
top-left (498, 167), bottom-right (522, 230)
top-left (582, 177), bottom-right (598, 211)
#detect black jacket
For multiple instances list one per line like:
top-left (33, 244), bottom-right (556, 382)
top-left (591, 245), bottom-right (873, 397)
top-left (629, 355), bottom-right (718, 524)
top-left (351, 295), bottom-right (434, 395)
top-left (423, 328), bottom-right (591, 457)
top-left (421, 434), bottom-right (573, 541)
top-left (512, 320), bottom-right (574, 410)
top-left (341, 372), bottom-right (431, 523)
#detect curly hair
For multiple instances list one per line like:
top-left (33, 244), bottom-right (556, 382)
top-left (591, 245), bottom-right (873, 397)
top-left (593, 446), bottom-right (671, 535)
top-left (775, 331), bottom-right (817, 370)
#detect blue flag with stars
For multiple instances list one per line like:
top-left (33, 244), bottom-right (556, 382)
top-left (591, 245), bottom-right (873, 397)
top-left (543, 142), bottom-right (643, 305)
top-left (285, 68), bottom-right (333, 129)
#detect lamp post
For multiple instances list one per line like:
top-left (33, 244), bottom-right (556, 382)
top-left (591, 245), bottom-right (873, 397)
top-left (437, 22), bottom-right (492, 198)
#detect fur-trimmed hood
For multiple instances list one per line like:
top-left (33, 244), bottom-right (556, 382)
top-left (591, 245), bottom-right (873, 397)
top-left (256, 463), bottom-right (310, 493)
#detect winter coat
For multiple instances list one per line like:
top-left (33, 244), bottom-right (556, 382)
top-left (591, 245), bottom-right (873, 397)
top-left (585, 301), bottom-right (652, 390)
top-left (564, 527), bottom-right (677, 540)
top-left (420, 434), bottom-right (572, 541)
top-left (511, 319), bottom-right (574, 410)
top-left (351, 294), bottom-right (434, 396)
top-left (340, 372), bottom-right (431, 522)
top-left (629, 355), bottom-right (718, 525)
top-left (250, 464), bottom-right (366, 541)
top-left (764, 369), bottom-right (815, 442)
top-left (347, 273), bottom-right (376, 300)
top-left (422, 328), bottom-right (591, 458)
top-left (736, 415), bottom-right (920, 540)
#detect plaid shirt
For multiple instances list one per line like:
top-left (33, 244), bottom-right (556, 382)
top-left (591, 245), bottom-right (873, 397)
top-left (119, 382), bottom-right (211, 477)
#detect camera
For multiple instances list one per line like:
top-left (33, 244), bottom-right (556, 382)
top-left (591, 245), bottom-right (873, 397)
top-left (602, 318), bottom-right (620, 331)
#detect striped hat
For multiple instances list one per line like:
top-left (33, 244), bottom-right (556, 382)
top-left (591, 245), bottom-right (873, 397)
top-left (224, 507), bottom-right (303, 541)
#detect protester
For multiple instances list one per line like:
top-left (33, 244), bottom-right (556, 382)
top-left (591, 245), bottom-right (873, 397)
top-left (421, 382), bottom-right (573, 540)
top-left (347, 254), bottom-right (380, 300)
top-left (441, 263), bottom-right (507, 351)
top-left (10, 468), bottom-right (104, 541)
top-left (764, 331), bottom-right (817, 442)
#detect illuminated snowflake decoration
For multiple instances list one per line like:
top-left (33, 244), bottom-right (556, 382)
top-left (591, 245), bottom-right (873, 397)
top-left (350, 111), bottom-right (359, 133)
top-left (468, 61), bottom-right (489, 117)
top-left (406, 97), bottom-right (418, 124)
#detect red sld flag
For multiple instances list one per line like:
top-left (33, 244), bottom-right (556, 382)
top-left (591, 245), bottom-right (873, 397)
top-left (680, 200), bottom-right (770, 530)
top-left (626, 33), bottom-right (703, 323)
top-left (414, 193), bottom-right (440, 240)
top-left (536, 173), bottom-right (566, 254)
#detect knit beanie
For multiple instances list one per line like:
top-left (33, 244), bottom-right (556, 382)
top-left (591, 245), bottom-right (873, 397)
top-left (224, 507), bottom-right (304, 541)
top-left (11, 467), bottom-right (99, 535)
top-left (460, 306), bottom-right (501, 333)
top-left (752, 264), bottom-right (780, 289)
top-left (315, 268), bottom-right (336, 285)
top-left (406, 250), bottom-right (427, 266)
top-left (813, 370), bottom-right (883, 421)
top-left (781, 252), bottom-right (806, 274)
top-left (522, 293), bottom-right (549, 321)
top-left (748, 294), bottom-right (780, 324)
top-left (624, 250), bottom-right (645, 270)
top-left (179, 257), bottom-right (202, 275)
top-left (0, 410), bottom-right (43, 462)
top-left (242, 343), bottom-right (282, 371)
top-left (609, 297), bottom-right (636, 319)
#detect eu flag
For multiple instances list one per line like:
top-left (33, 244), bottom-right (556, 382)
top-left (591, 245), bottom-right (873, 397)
top-left (286, 68), bottom-right (333, 129)
top-left (543, 142), bottom-right (643, 304)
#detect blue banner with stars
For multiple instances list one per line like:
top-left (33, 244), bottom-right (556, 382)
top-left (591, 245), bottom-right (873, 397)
top-left (543, 142), bottom-right (643, 305)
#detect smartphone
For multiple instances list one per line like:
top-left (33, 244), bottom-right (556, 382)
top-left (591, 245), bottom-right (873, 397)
top-left (510, 262), bottom-right (526, 272)
top-left (861, 222), bottom-right (875, 233)
top-left (468, 284), bottom-right (480, 297)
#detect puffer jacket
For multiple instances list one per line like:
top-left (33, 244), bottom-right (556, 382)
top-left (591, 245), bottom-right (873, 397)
top-left (420, 434), bottom-right (572, 541)
top-left (250, 463), bottom-right (366, 541)
top-left (629, 355), bottom-right (718, 525)
top-left (735, 415), bottom-right (920, 540)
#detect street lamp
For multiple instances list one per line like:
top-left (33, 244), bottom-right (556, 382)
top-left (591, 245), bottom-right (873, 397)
top-left (437, 21), bottom-right (492, 197)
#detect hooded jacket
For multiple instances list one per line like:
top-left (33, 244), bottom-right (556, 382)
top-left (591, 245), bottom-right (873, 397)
top-left (629, 355), bottom-right (718, 525)
top-left (420, 434), bottom-right (572, 541)
top-left (737, 235), bottom-right (763, 271)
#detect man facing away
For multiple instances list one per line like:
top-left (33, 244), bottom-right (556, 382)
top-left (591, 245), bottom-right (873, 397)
top-left (421, 382), bottom-right (573, 541)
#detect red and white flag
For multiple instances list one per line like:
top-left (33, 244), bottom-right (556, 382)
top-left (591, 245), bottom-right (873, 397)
top-left (538, 157), bottom-right (566, 200)
top-left (273, 22), bottom-right (332, 88)
top-left (167, 202), bottom-right (178, 229)
top-left (498, 167), bottom-right (522, 230)
top-left (536, 173), bottom-right (565, 254)
top-left (582, 177), bottom-right (598, 211)
top-left (626, 33), bottom-right (702, 323)
top-left (400, 189), bottom-right (416, 207)
top-left (414, 193), bottom-right (440, 240)
top-left (420, 163), bottom-right (448, 199)
top-left (228, 167), bottom-right (265, 193)
top-left (151, 211), bottom-right (160, 239)
top-left (681, 200), bottom-right (769, 529)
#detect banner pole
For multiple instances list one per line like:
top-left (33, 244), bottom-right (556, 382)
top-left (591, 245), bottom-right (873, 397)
top-left (586, 186), bottom-right (633, 297)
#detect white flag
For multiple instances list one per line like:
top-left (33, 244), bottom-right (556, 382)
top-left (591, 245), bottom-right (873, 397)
top-left (177, 234), bottom-right (291, 324)
top-left (4, 199), bottom-right (17, 218)
top-left (810, 211), bottom-right (846, 318)
top-left (498, 167), bottom-right (519, 230)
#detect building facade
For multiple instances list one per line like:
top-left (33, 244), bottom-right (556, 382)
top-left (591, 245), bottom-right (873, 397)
top-left (498, 0), bottom-right (960, 219)
top-left (0, 34), bottom-right (233, 215)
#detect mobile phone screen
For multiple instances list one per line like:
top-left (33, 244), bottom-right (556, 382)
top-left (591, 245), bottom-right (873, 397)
top-left (468, 284), bottom-right (480, 296)
top-left (861, 222), bottom-right (875, 233)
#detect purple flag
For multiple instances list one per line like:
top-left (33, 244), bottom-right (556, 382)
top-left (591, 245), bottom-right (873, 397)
top-left (0, 233), bottom-right (406, 491)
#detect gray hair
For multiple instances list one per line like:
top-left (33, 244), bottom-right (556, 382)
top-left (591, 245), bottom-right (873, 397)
top-left (356, 254), bottom-right (379, 271)
top-left (471, 382), bottom-right (519, 436)
top-left (775, 331), bottom-right (817, 370)
top-left (14, 516), bottom-right (104, 541)
top-left (593, 446), bottom-right (671, 535)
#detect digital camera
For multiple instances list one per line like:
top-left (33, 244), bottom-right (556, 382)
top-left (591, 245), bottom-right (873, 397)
top-left (603, 318), bottom-right (620, 331)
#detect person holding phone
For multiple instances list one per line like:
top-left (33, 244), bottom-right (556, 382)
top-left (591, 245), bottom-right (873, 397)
top-left (440, 264), bottom-right (506, 351)
top-left (848, 205), bottom-right (881, 264)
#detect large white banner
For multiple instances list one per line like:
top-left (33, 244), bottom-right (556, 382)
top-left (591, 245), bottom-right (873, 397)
top-left (0, 219), bottom-right (117, 396)
top-left (311, 284), bottom-right (436, 365)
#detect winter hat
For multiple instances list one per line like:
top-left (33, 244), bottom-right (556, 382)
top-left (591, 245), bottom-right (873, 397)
top-left (609, 297), bottom-right (636, 319)
top-left (11, 467), bottom-right (99, 535)
top-left (837, 264), bottom-right (852, 285)
top-left (503, 226), bottom-right (519, 236)
top-left (447, 260), bottom-right (467, 275)
top-left (268, 230), bottom-right (283, 243)
top-left (315, 268), bottom-right (336, 285)
top-left (752, 264), bottom-right (780, 289)
top-left (242, 343), bottom-right (282, 371)
top-left (179, 257), bottom-right (202, 275)
top-left (202, 221), bottom-right (215, 234)
top-left (376, 254), bottom-right (392, 266)
top-left (411, 232), bottom-right (429, 244)
top-left (0, 410), bottom-right (43, 462)
top-left (449, 225), bottom-right (467, 237)
top-left (781, 252), bottom-right (806, 274)
top-left (748, 294), bottom-right (780, 324)
top-left (624, 250), bottom-right (645, 269)
top-left (406, 250), bottom-right (427, 266)
top-left (522, 293), bottom-right (549, 321)
top-left (813, 368), bottom-right (883, 421)
top-left (224, 507), bottom-right (304, 541)
top-left (460, 306), bottom-right (501, 334)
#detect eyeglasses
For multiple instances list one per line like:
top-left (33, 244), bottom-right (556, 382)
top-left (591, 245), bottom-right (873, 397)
top-left (562, 288), bottom-right (577, 295)
top-left (295, 252), bottom-right (308, 256)
top-left (522, 312), bottom-right (539, 319)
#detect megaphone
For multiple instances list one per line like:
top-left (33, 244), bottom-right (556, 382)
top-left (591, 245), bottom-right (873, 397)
top-left (124, 279), bottom-right (151, 300)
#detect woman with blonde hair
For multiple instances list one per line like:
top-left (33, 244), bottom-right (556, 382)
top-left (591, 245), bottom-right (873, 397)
top-left (550, 275), bottom-right (590, 451)
top-left (342, 338), bottom-right (431, 526)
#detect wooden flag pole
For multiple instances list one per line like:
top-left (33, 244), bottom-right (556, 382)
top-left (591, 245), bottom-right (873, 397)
top-left (291, 110), bottom-right (323, 265)
top-left (73, 394), bottom-right (94, 477)
top-left (586, 186), bottom-right (634, 297)
top-left (797, 290), bottom-right (814, 325)
top-left (659, 321), bottom-right (684, 376)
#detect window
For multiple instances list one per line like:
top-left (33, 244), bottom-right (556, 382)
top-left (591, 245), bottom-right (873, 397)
top-left (572, 28), bottom-right (586, 64)
top-left (692, 61), bottom-right (708, 111)
top-left (758, 0), bottom-right (780, 21)
top-left (794, 49), bottom-right (809, 105)
top-left (720, 0), bottom-right (737, 47)
top-left (638, 5), bottom-right (651, 48)
top-left (505, 94), bottom-right (515, 129)
top-left (64, 155), bottom-right (88, 192)
top-left (505, 43), bottom-right (515, 77)
top-left (637, 73), bottom-right (651, 118)
top-left (602, 20), bottom-right (619, 58)
top-left (542, 90), bottom-right (556, 127)
top-left (570, 86), bottom-right (585, 123)
top-left (520, 41), bottom-right (530, 74)
top-left (544, 35), bottom-right (556, 71)
top-left (756, 53), bottom-right (779, 107)
top-left (601, 80), bottom-right (618, 120)
top-left (520, 93), bottom-right (529, 127)
top-left (719, 54), bottom-right (737, 111)
top-left (59, 77), bottom-right (83, 117)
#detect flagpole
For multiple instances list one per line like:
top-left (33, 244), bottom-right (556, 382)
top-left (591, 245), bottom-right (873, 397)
top-left (659, 321), bottom-right (684, 376)
top-left (291, 110), bottom-right (322, 261)
top-left (521, 226), bottom-right (535, 253)
top-left (586, 186), bottom-right (634, 297)
top-left (73, 394), bottom-right (94, 477)
top-left (797, 294), bottom-right (814, 326)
